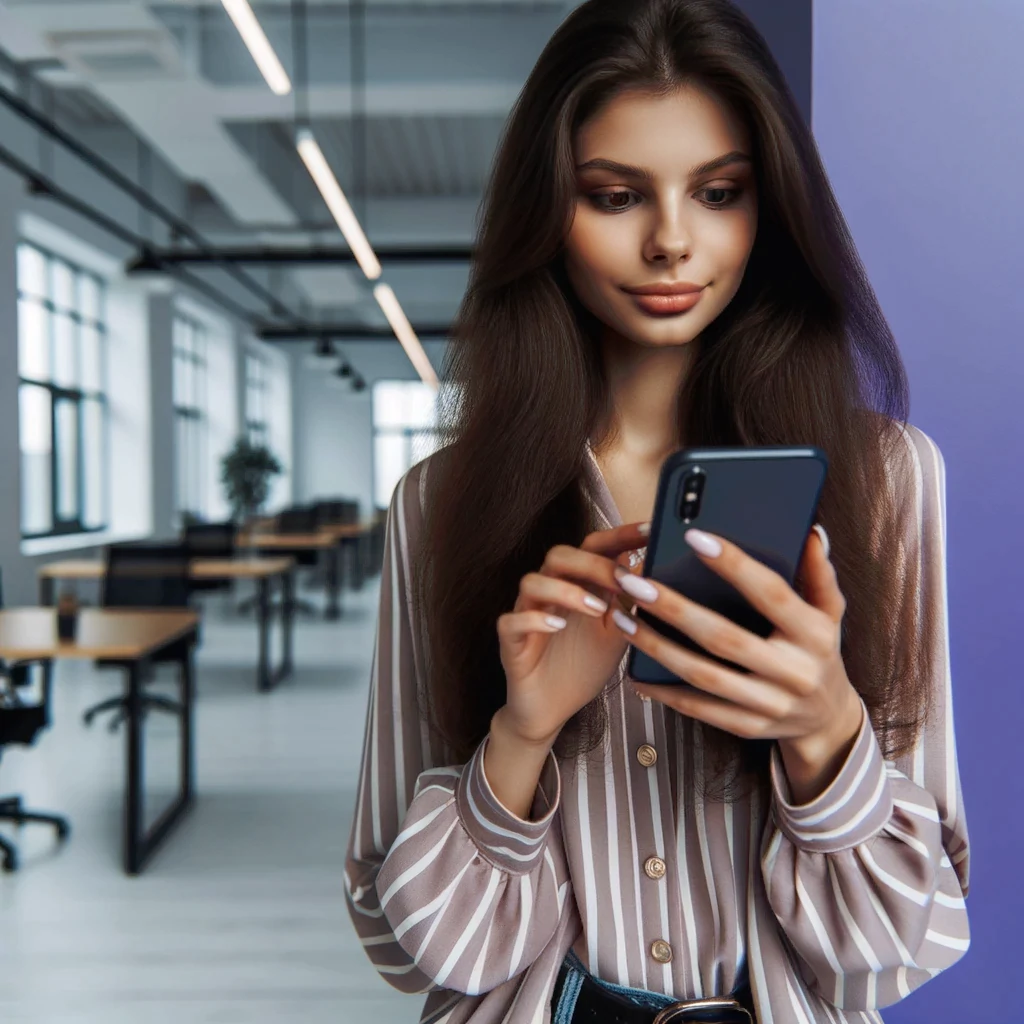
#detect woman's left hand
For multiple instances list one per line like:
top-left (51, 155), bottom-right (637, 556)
top-left (614, 525), bottom-right (865, 804)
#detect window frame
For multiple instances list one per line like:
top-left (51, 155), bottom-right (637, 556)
top-left (245, 351), bottom-right (269, 447)
top-left (17, 241), bottom-right (109, 541)
top-left (371, 379), bottom-right (442, 509)
top-left (172, 313), bottom-right (209, 524)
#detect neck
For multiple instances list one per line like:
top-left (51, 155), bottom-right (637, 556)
top-left (592, 327), bottom-right (698, 463)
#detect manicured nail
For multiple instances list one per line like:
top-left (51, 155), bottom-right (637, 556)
top-left (812, 523), bottom-right (830, 559)
top-left (614, 567), bottom-right (658, 602)
top-left (637, 521), bottom-right (651, 535)
top-left (545, 615), bottom-right (567, 630)
top-left (611, 608), bottom-right (637, 635)
top-left (583, 595), bottom-right (608, 613)
top-left (684, 528), bottom-right (722, 557)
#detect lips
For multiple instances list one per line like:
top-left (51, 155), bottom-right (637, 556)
top-left (624, 282), bottom-right (704, 296)
top-left (626, 287), bottom-right (705, 316)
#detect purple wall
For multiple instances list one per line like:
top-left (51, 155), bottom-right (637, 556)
top-left (812, 1), bottom-right (1024, 1018)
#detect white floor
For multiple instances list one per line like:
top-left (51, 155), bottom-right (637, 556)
top-left (0, 578), bottom-right (418, 1023)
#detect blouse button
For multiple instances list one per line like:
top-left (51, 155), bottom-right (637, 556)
top-left (650, 939), bottom-right (673, 964)
top-left (644, 856), bottom-right (667, 880)
top-left (636, 744), bottom-right (658, 767)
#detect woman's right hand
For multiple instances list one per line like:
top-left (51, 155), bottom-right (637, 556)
top-left (495, 521), bottom-right (649, 746)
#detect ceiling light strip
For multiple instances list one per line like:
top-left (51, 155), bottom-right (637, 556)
top-left (296, 129), bottom-right (382, 281)
top-left (221, 0), bottom-right (292, 96)
top-left (374, 283), bottom-right (439, 389)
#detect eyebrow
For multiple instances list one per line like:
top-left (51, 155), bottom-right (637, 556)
top-left (575, 151), bottom-right (753, 181)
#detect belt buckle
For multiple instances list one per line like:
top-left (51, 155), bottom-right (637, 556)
top-left (651, 996), bottom-right (753, 1024)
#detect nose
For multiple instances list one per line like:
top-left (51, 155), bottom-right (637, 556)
top-left (644, 196), bottom-right (693, 265)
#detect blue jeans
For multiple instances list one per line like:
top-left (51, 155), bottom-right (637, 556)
top-left (552, 949), bottom-right (686, 1023)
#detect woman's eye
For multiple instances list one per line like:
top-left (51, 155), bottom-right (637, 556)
top-left (698, 186), bottom-right (742, 208)
top-left (590, 190), bottom-right (640, 212)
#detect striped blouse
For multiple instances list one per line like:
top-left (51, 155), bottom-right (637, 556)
top-left (345, 422), bottom-right (970, 1024)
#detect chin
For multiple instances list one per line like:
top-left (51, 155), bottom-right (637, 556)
top-left (617, 316), bottom-right (706, 349)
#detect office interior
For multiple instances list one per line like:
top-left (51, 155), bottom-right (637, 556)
top-left (0, 0), bottom-right (501, 1020)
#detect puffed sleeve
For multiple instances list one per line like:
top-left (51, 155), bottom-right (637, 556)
top-left (344, 457), bottom-right (572, 998)
top-left (761, 424), bottom-right (970, 1011)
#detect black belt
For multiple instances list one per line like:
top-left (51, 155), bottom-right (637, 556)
top-left (553, 959), bottom-right (756, 1024)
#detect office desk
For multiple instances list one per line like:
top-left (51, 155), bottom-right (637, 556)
top-left (236, 532), bottom-right (343, 620)
top-left (318, 521), bottom-right (375, 590)
top-left (38, 557), bottom-right (296, 692)
top-left (0, 608), bottom-right (199, 875)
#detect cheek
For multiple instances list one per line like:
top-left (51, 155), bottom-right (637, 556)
top-left (566, 208), bottom-right (629, 282)
top-left (706, 212), bottom-right (757, 277)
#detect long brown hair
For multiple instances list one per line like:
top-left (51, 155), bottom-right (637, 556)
top-left (411, 0), bottom-right (934, 789)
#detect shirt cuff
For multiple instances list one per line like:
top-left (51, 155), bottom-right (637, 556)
top-left (770, 701), bottom-right (894, 854)
top-left (455, 733), bottom-right (561, 875)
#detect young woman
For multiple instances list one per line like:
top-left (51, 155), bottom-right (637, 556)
top-left (345, 1), bottom-right (970, 1022)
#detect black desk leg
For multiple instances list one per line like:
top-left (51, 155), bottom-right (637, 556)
top-left (123, 644), bottom-right (196, 875)
top-left (40, 576), bottom-right (54, 607)
top-left (256, 577), bottom-right (271, 692)
top-left (348, 537), bottom-right (365, 591)
top-left (258, 571), bottom-right (294, 693)
top-left (281, 568), bottom-right (295, 677)
top-left (325, 544), bottom-right (342, 621)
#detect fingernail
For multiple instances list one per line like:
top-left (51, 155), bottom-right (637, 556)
top-left (637, 521), bottom-right (651, 535)
top-left (583, 595), bottom-right (608, 613)
top-left (684, 528), bottom-right (722, 557)
top-left (812, 523), bottom-right (830, 559)
top-left (611, 608), bottom-right (637, 635)
top-left (614, 567), bottom-right (658, 602)
top-left (545, 615), bottom-right (567, 629)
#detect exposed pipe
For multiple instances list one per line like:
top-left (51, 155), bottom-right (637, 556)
top-left (0, 140), bottom-right (260, 323)
top-left (258, 323), bottom-right (450, 342)
top-left (0, 80), bottom-right (306, 325)
top-left (127, 245), bottom-right (473, 268)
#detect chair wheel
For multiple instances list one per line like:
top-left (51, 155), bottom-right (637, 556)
top-left (1, 851), bottom-right (16, 872)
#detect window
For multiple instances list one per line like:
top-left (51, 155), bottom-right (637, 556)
top-left (372, 380), bottom-right (442, 508)
top-left (17, 242), bottom-right (107, 539)
top-left (245, 352), bottom-right (268, 446)
top-left (173, 314), bottom-right (207, 523)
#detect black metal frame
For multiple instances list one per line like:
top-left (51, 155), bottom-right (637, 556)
top-left (256, 567), bottom-right (296, 692)
top-left (106, 625), bottom-right (198, 876)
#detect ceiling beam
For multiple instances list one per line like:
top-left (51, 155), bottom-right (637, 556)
top-left (127, 244), bottom-right (474, 270)
top-left (257, 323), bottom-right (450, 341)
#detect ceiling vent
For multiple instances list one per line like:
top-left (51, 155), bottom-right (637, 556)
top-left (46, 30), bottom-right (184, 82)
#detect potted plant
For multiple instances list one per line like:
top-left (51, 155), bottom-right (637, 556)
top-left (220, 437), bottom-right (283, 524)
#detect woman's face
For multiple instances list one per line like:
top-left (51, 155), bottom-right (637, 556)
top-left (564, 84), bottom-right (758, 349)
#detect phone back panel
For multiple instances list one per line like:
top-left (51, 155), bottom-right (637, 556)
top-left (626, 446), bottom-right (827, 686)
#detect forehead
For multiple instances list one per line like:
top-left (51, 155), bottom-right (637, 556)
top-left (574, 85), bottom-right (751, 168)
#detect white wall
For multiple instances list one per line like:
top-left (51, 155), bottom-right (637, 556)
top-left (290, 340), bottom-right (448, 516)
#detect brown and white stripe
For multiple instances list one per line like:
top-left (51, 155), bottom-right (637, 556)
top-left (345, 423), bottom-right (970, 1023)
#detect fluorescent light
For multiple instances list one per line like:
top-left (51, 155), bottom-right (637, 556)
top-left (296, 129), bottom-right (382, 281)
top-left (221, 0), bottom-right (291, 96)
top-left (373, 283), bottom-right (439, 388)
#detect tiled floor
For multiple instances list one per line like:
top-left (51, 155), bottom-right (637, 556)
top-left (0, 579), bottom-right (418, 1023)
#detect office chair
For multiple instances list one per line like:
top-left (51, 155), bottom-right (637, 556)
top-left (0, 570), bottom-right (70, 872)
top-left (184, 521), bottom-right (236, 615)
top-left (183, 521), bottom-right (236, 593)
top-left (82, 543), bottom-right (194, 733)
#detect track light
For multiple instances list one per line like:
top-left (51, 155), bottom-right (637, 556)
top-left (303, 336), bottom-right (337, 369)
top-left (221, 0), bottom-right (291, 96)
top-left (296, 129), bottom-right (381, 281)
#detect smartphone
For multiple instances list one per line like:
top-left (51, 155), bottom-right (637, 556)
top-left (626, 445), bottom-right (828, 686)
